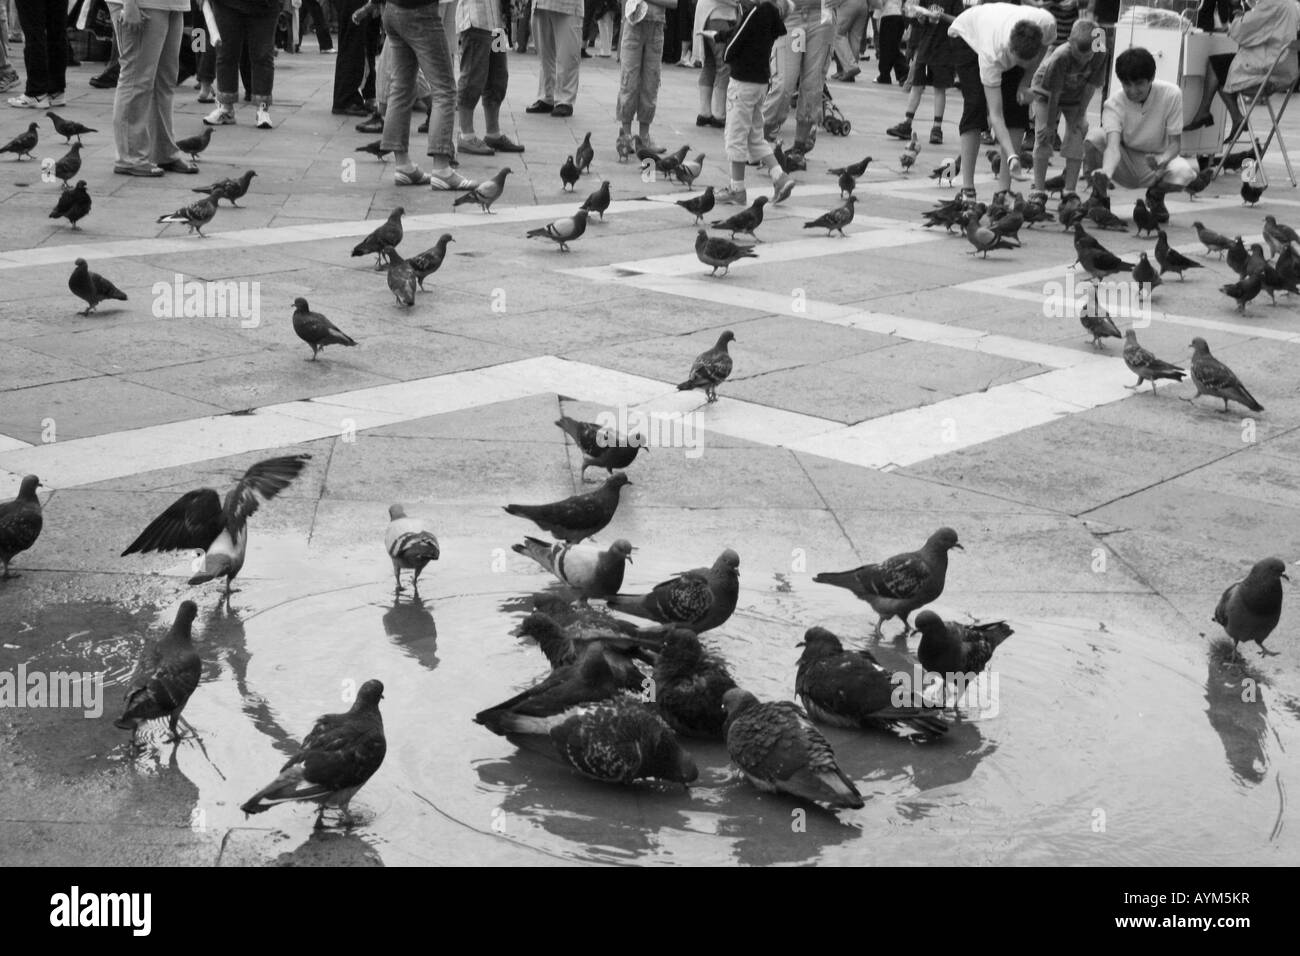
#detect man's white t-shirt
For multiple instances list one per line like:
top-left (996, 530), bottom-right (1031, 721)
top-left (1101, 78), bottom-right (1183, 153)
top-left (948, 2), bottom-right (1058, 86)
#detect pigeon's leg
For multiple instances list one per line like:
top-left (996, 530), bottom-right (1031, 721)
top-left (1221, 400), bottom-right (1231, 413)
top-left (310, 347), bottom-right (319, 361)
top-left (0, 558), bottom-right (11, 579)
top-left (1259, 645), bottom-right (1280, 657)
top-left (1149, 380), bottom-right (1158, 395)
top-left (871, 616), bottom-right (884, 641)
top-left (394, 566), bottom-right (405, 592)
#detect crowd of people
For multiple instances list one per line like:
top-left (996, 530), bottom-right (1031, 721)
top-left (2, 0), bottom-right (1297, 199)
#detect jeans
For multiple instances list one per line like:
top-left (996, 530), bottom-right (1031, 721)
top-left (534, 8), bottom-right (580, 106)
top-left (334, 0), bottom-right (379, 108)
top-left (380, 2), bottom-right (456, 159)
top-left (616, 18), bottom-right (663, 126)
top-left (697, 16), bottom-right (732, 119)
top-left (111, 8), bottom-right (185, 167)
top-left (833, 0), bottom-right (868, 73)
top-left (211, 3), bottom-right (277, 104)
top-left (298, 0), bottom-right (332, 49)
top-left (14, 0), bottom-right (66, 97)
top-left (762, 14), bottom-right (835, 142)
top-left (876, 13), bottom-right (904, 82)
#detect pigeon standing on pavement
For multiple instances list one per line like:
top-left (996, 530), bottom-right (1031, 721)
top-left (1220, 272), bottom-right (1264, 313)
top-left (68, 258), bottom-right (128, 315)
top-left (46, 110), bottom-right (96, 144)
top-left (192, 169), bottom-right (257, 206)
top-left (49, 179), bottom-right (91, 229)
top-left (579, 180), bottom-right (611, 220)
top-left (1079, 293), bottom-right (1120, 349)
top-left (914, 611), bottom-right (1014, 711)
top-left (722, 689), bottom-right (865, 810)
top-left (1214, 558), bottom-right (1288, 660)
top-left (384, 504), bottom-right (440, 593)
top-left (52, 141), bottom-right (81, 186)
top-left (677, 329), bottom-right (735, 401)
top-left (575, 131), bottom-right (594, 173)
top-left (804, 195), bottom-right (857, 237)
top-left (813, 528), bottom-right (963, 638)
top-left (672, 152), bottom-right (704, 188)
top-left (711, 196), bottom-right (769, 241)
top-left (121, 454), bottom-right (311, 597)
top-left (1155, 229), bottom-right (1202, 279)
top-left (156, 189), bottom-right (221, 237)
top-left (838, 169), bottom-right (857, 196)
top-left (240, 679), bottom-right (387, 829)
top-left (175, 127), bottom-right (213, 160)
top-left (694, 230), bottom-right (756, 277)
top-left (526, 208), bottom-right (589, 251)
top-left (899, 131), bottom-right (920, 173)
top-left (115, 601), bottom-right (203, 746)
top-left (1132, 252), bottom-right (1161, 298)
top-left (1132, 199), bottom-right (1158, 237)
top-left (1186, 337), bottom-right (1264, 412)
top-left (1123, 329), bottom-right (1185, 395)
top-left (513, 537), bottom-right (634, 602)
top-left (1073, 223), bottom-right (1133, 281)
top-left (1193, 221), bottom-right (1232, 258)
top-left (0, 475), bottom-right (42, 579)
top-left (608, 549), bottom-right (740, 633)
top-left (1241, 180), bottom-right (1266, 206)
top-left (829, 155), bottom-right (872, 178)
top-left (550, 697), bottom-right (698, 787)
top-left (0, 122), bottom-right (38, 159)
top-left (1226, 236), bottom-right (1250, 277)
top-left (652, 628), bottom-right (737, 739)
top-left (356, 140), bottom-right (393, 161)
top-left (407, 233), bottom-right (455, 290)
top-left (292, 297), bottom-right (357, 360)
top-left (965, 211), bottom-right (1018, 257)
top-left (555, 413), bottom-right (645, 481)
top-left (351, 206), bottom-right (404, 266)
top-left (560, 154), bottom-right (579, 191)
top-left (384, 246), bottom-right (417, 306)
top-left (504, 472), bottom-right (631, 543)
top-left (1262, 215), bottom-right (1300, 258)
top-left (677, 186), bottom-right (715, 224)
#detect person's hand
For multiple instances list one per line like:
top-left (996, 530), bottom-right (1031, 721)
top-left (120, 0), bottom-right (146, 29)
top-left (1016, 85), bottom-right (1032, 105)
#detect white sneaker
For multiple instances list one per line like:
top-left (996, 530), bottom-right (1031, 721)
top-left (256, 105), bottom-right (271, 129)
top-left (7, 93), bottom-right (49, 109)
top-left (715, 185), bottom-right (748, 205)
top-left (47, 91), bottom-right (66, 107)
top-left (203, 107), bottom-right (236, 126)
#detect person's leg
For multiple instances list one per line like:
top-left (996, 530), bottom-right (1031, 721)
top-left (596, 10), bottom-right (612, 55)
top-left (457, 27), bottom-right (488, 138)
top-left (110, 6), bottom-right (164, 167)
top-left (1188, 52), bottom-right (1232, 126)
top-left (1058, 102), bottom-right (1086, 191)
top-left (482, 44), bottom-right (508, 136)
top-left (636, 19), bottom-right (663, 137)
top-left (535, 9), bottom-right (556, 103)
top-left (697, 24), bottom-right (715, 116)
top-left (877, 14), bottom-right (901, 83)
top-left (954, 42), bottom-right (984, 193)
top-left (43, 0), bottom-right (67, 97)
top-left (150, 10), bottom-right (187, 164)
top-left (305, 0), bottom-right (331, 49)
top-left (1082, 126), bottom-right (1105, 178)
top-left (379, 5), bottom-right (416, 166)
top-left (1031, 98), bottom-right (1055, 190)
top-left (553, 10), bottom-right (580, 107)
top-left (403, 4), bottom-right (457, 170)
top-left (761, 32), bottom-right (795, 139)
top-left (441, 0), bottom-right (457, 66)
top-left (239, 34), bottom-right (252, 98)
top-left (246, 8), bottom-right (277, 107)
top-left (12, 0), bottom-right (48, 97)
top-left (362, 16), bottom-right (379, 103)
top-left (724, 78), bottom-right (758, 191)
top-left (794, 19), bottom-right (834, 147)
top-left (210, 2), bottom-right (242, 116)
top-left (616, 18), bottom-right (642, 133)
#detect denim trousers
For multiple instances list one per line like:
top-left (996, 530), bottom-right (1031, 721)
top-left (762, 14), bottom-right (835, 141)
top-left (381, 2), bottom-right (457, 158)
top-left (211, 3), bottom-right (277, 104)
top-left (111, 8), bottom-right (185, 167)
top-left (14, 0), bottom-right (67, 96)
top-left (534, 8), bottom-right (580, 106)
top-left (616, 18), bottom-right (663, 126)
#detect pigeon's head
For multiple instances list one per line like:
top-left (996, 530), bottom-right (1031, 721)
top-left (796, 626), bottom-right (843, 662)
top-left (1249, 557), bottom-right (1288, 582)
top-left (718, 330), bottom-right (736, 348)
top-left (574, 209), bottom-right (589, 222)
top-left (391, 207), bottom-right (405, 219)
top-left (605, 472), bottom-right (631, 490)
top-left (1190, 336), bottom-right (1210, 355)
top-left (388, 504), bottom-right (408, 520)
top-left (173, 600), bottom-right (199, 635)
top-left (752, 197), bottom-right (769, 210)
top-left (246, 170), bottom-right (258, 180)
top-left (600, 180), bottom-right (610, 189)
top-left (1136, 199), bottom-right (1147, 210)
top-left (1265, 215), bottom-right (1278, 226)
top-left (847, 195), bottom-right (858, 204)
top-left (1251, 243), bottom-right (1266, 256)
top-left (515, 611), bottom-right (564, 644)
top-left (721, 688), bottom-right (759, 723)
top-left (660, 627), bottom-right (704, 669)
top-left (74, 257), bottom-right (87, 269)
top-left (609, 539), bottom-right (635, 562)
top-left (530, 591), bottom-right (570, 618)
top-left (696, 229), bottom-right (708, 244)
top-left (74, 179), bottom-right (87, 191)
top-left (355, 680), bottom-right (385, 709)
top-left (1192, 221), bottom-right (1205, 230)
top-left (1124, 329), bottom-right (1138, 341)
top-left (293, 297), bottom-right (310, 312)
top-left (18, 475), bottom-right (41, 498)
top-left (438, 233), bottom-right (455, 245)
top-left (650, 731), bottom-right (699, 787)
top-left (914, 611), bottom-right (945, 638)
top-left (715, 549), bottom-right (740, 576)
top-left (929, 527), bottom-right (963, 552)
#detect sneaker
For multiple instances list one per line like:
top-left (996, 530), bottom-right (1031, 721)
top-left (256, 105), bottom-right (271, 129)
top-left (48, 91), bottom-right (66, 107)
top-left (959, 186), bottom-right (978, 205)
top-left (458, 135), bottom-right (495, 155)
top-left (203, 107), bottom-right (236, 125)
top-left (429, 169), bottom-right (477, 190)
top-left (886, 120), bottom-right (912, 140)
top-left (551, 103), bottom-right (573, 117)
top-left (715, 185), bottom-right (747, 205)
top-left (772, 173), bottom-right (795, 204)
top-left (7, 93), bottom-right (49, 109)
top-left (484, 133), bottom-right (525, 152)
top-left (696, 113), bottom-right (714, 126)
top-left (0, 70), bottom-right (18, 94)
top-left (929, 125), bottom-right (943, 145)
top-left (394, 166), bottom-right (432, 186)
top-left (356, 112), bottom-right (384, 133)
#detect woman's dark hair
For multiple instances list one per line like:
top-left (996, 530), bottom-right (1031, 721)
top-left (1115, 47), bottom-right (1158, 83)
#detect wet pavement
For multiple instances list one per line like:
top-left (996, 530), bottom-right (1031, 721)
top-left (2, 39), bottom-right (1299, 866)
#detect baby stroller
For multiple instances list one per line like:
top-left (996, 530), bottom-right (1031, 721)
top-left (820, 84), bottom-right (851, 136)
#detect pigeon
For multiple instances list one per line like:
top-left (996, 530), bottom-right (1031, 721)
top-left (355, 140), bottom-right (393, 161)
top-left (579, 180), bottom-right (611, 220)
top-left (711, 196), bottom-right (768, 241)
top-left (52, 141), bottom-right (81, 186)
top-left (527, 591), bottom-right (660, 645)
top-left (828, 155), bottom-right (872, 177)
top-left (1155, 229), bottom-right (1202, 279)
top-left (914, 611), bottom-right (1014, 711)
top-left (513, 537), bottom-right (634, 602)
top-left (1022, 195), bottom-right (1049, 225)
top-left (651, 628), bottom-right (737, 739)
top-left (1226, 236), bottom-right (1250, 277)
top-left (813, 527), bottom-right (963, 638)
top-left (292, 297), bottom-right (356, 360)
top-left (0, 122), bottom-right (37, 159)
top-left (407, 233), bottom-right (455, 290)
top-left (615, 129), bottom-right (633, 162)
top-left (1194, 221), bottom-right (1232, 257)
top-left (555, 413), bottom-right (644, 481)
top-left (474, 643), bottom-right (627, 735)
top-left (795, 627), bottom-right (948, 737)
top-left (68, 258), bottom-right (128, 315)
top-left (1184, 165), bottom-right (1214, 197)
top-left (575, 131), bottom-right (594, 174)
top-left (49, 179), bottom-right (91, 229)
top-left (1042, 173), bottom-right (1066, 196)
top-left (384, 246), bottom-right (417, 307)
top-left (114, 601), bottom-right (202, 746)
top-left (677, 329), bottom-right (735, 401)
top-left (515, 610), bottom-right (663, 677)
top-left (1123, 329), bottom-right (1185, 394)
top-left (899, 131), bottom-right (920, 173)
top-left (1214, 558), bottom-right (1288, 660)
top-left (351, 207), bottom-right (404, 266)
top-left (672, 152), bottom-right (704, 188)
top-left (192, 169), bottom-right (256, 206)
top-left (1086, 202), bottom-right (1128, 231)
top-left (384, 504), bottom-right (440, 593)
top-left (986, 148), bottom-right (1002, 177)
top-left (695, 230), bottom-right (756, 277)
top-left (156, 190), bottom-right (220, 237)
top-left (46, 110), bottom-right (95, 144)
top-left (525, 208), bottom-right (588, 251)
top-left (1132, 252), bottom-right (1161, 297)
top-left (921, 196), bottom-right (966, 232)
top-left (121, 453), bottom-right (311, 596)
top-left (929, 156), bottom-right (959, 186)
top-left (239, 679), bottom-right (387, 829)
top-left (550, 697), bottom-right (698, 787)
top-left (804, 196), bottom-right (857, 237)
top-left (989, 208), bottom-right (1024, 244)
top-left (1058, 191), bottom-right (1083, 228)
top-left (0, 475), bottom-right (42, 579)
top-left (1132, 199), bottom-right (1158, 237)
top-left (677, 186), bottom-right (715, 224)
top-left (560, 154), bottom-right (579, 191)
top-left (1219, 272), bottom-right (1263, 313)
top-left (1241, 180), bottom-right (1266, 206)
top-left (1256, 247), bottom-right (1299, 303)
top-left (175, 127), bottom-right (213, 160)
top-left (722, 689), bottom-right (865, 810)
top-left (1245, 242), bottom-right (1268, 278)
top-left (1263, 215), bottom-right (1300, 258)
top-left (837, 169), bottom-right (856, 197)
top-left (608, 549), bottom-right (740, 634)
top-left (773, 140), bottom-right (803, 173)
top-left (503, 472), bottom-right (630, 544)
top-left (641, 143), bottom-right (689, 176)
top-left (1073, 224), bottom-right (1133, 281)
top-left (964, 212), bottom-right (1018, 258)
top-left (1145, 182), bottom-right (1172, 223)
top-left (1186, 337), bottom-right (1263, 412)
top-left (1079, 295), bottom-right (1120, 349)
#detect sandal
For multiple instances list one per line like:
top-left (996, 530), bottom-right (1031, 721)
top-left (394, 166), bottom-right (431, 186)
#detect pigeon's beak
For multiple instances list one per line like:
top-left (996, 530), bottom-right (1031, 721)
top-left (1283, 572), bottom-right (1291, 581)
top-left (953, 543), bottom-right (965, 551)
top-left (795, 641), bottom-right (805, 648)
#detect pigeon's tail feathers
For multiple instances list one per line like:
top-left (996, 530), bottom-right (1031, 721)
top-left (789, 767), bottom-right (865, 810)
top-left (512, 536), bottom-right (557, 574)
top-left (811, 568), bottom-right (863, 594)
top-left (973, 621), bottom-right (1015, 651)
top-left (871, 708), bottom-right (950, 736)
top-left (390, 529), bottom-right (440, 564)
top-left (240, 765), bottom-right (327, 815)
top-left (606, 593), bottom-right (654, 620)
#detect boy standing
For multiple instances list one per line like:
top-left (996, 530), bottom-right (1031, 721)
top-left (617, 0), bottom-right (677, 153)
top-left (456, 0), bottom-right (526, 154)
top-left (1029, 17), bottom-right (1104, 199)
top-left (885, 0), bottom-right (963, 145)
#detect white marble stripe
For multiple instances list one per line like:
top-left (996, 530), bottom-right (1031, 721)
top-left (0, 435), bottom-right (33, 452)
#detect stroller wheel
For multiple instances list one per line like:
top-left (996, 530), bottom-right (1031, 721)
top-left (840, 120), bottom-right (851, 135)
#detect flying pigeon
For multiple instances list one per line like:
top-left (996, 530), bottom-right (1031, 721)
top-left (0, 122), bottom-right (38, 159)
top-left (1262, 215), bottom-right (1300, 258)
top-left (711, 196), bottom-right (768, 241)
top-left (351, 206), bottom-right (404, 266)
top-left (813, 527), bottom-right (963, 638)
top-left (52, 141), bottom-right (81, 186)
top-left (795, 627), bottom-right (948, 737)
top-left (608, 549), bottom-right (739, 634)
top-left (555, 413), bottom-right (645, 481)
top-left (355, 140), bottom-right (393, 161)
top-left (453, 166), bottom-right (511, 213)
top-left (722, 689), bottom-right (865, 810)
top-left (1186, 337), bottom-right (1263, 412)
top-left (651, 628), bottom-right (737, 739)
top-left (1079, 295), bottom-right (1120, 349)
top-left (156, 190), bottom-right (220, 237)
top-left (384, 246), bottom-right (417, 307)
top-left (1214, 558), bottom-right (1288, 660)
top-left (292, 297), bottom-right (356, 360)
top-left (677, 186), bottom-right (715, 224)
top-left (677, 329), bottom-right (735, 401)
top-left (114, 601), bottom-right (202, 746)
top-left (914, 611), bottom-right (1014, 711)
top-left (1132, 252), bottom-right (1161, 298)
top-left (121, 453), bottom-right (311, 596)
top-left (175, 127), bottom-right (213, 160)
top-left (1132, 199), bottom-right (1158, 237)
top-left (1193, 221), bottom-right (1232, 257)
top-left (671, 152), bottom-right (705, 188)
top-left (1155, 229), bottom-right (1201, 279)
top-left (474, 643), bottom-right (628, 735)
top-left (513, 537), bottom-right (634, 603)
top-left (560, 154), bottom-right (579, 191)
top-left (695, 230), bottom-right (756, 277)
top-left (1220, 272), bottom-right (1263, 313)
top-left (1241, 180), bottom-right (1266, 206)
top-left (1184, 165), bottom-right (1214, 197)
top-left (929, 157), bottom-right (959, 186)
top-left (804, 195), bottom-right (857, 237)
top-left (192, 169), bottom-right (257, 206)
top-left (240, 679), bottom-right (387, 829)
top-left (575, 131), bottom-right (594, 174)
top-left (384, 504), bottom-right (440, 593)
top-left (406, 233), bottom-right (455, 290)
top-left (828, 155), bottom-right (872, 177)
top-left (68, 258), bottom-right (128, 315)
top-left (46, 110), bottom-right (96, 144)
top-left (525, 208), bottom-right (588, 251)
top-left (503, 472), bottom-right (630, 544)
top-left (0, 475), bottom-right (42, 579)
top-left (1123, 329), bottom-right (1185, 395)
top-left (49, 179), bottom-right (91, 229)
top-left (579, 180), bottom-right (611, 220)
top-left (550, 697), bottom-right (698, 787)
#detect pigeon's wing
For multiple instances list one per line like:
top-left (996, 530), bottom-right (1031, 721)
top-left (294, 719), bottom-right (387, 791)
top-left (220, 454), bottom-right (312, 538)
top-left (688, 349), bottom-right (733, 386)
top-left (1195, 355), bottom-right (1245, 392)
top-left (122, 489), bottom-right (224, 554)
top-left (91, 272), bottom-right (125, 299)
top-left (859, 551), bottom-right (930, 600)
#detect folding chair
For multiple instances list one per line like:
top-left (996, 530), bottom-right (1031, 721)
top-left (1215, 37), bottom-right (1300, 187)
